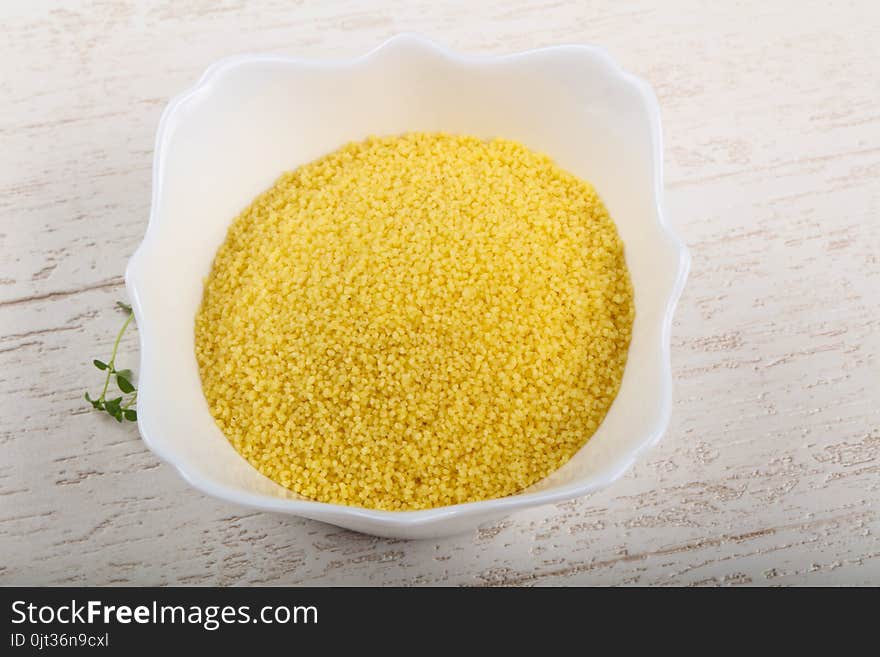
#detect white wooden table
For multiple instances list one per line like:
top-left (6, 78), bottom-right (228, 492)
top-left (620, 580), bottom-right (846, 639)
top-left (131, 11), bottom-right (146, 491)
top-left (2, 0), bottom-right (878, 586)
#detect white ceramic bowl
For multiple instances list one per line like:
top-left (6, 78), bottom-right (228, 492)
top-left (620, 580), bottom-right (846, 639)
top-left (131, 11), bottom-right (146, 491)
top-left (126, 34), bottom-right (689, 539)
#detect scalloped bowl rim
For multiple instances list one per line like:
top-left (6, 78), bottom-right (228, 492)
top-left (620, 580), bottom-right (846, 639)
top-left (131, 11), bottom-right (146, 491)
top-left (126, 34), bottom-right (690, 534)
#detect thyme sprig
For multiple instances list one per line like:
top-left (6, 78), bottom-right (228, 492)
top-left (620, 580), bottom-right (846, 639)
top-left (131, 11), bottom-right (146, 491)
top-left (84, 301), bottom-right (137, 422)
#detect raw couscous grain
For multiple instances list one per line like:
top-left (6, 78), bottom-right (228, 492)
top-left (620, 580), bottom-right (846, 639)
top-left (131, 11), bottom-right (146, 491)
top-left (194, 133), bottom-right (634, 510)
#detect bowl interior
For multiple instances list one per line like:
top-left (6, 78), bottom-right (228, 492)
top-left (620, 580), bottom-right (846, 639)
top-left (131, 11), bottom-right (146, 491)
top-left (131, 39), bottom-right (681, 510)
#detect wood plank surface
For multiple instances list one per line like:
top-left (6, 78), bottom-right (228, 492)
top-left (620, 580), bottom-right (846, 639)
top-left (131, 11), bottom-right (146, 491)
top-left (1, 0), bottom-right (878, 585)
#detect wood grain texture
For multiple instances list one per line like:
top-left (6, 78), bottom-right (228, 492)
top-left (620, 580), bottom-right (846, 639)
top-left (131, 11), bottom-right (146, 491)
top-left (1, 0), bottom-right (878, 586)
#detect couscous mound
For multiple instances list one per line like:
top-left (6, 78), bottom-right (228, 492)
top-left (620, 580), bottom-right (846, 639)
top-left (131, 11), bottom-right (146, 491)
top-left (195, 133), bottom-right (634, 510)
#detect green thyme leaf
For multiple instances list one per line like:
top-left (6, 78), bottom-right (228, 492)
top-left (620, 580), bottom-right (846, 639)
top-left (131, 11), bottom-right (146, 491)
top-left (116, 375), bottom-right (134, 394)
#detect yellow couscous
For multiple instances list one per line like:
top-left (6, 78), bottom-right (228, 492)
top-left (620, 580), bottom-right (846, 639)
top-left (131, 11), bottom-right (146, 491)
top-left (195, 133), bottom-right (634, 510)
